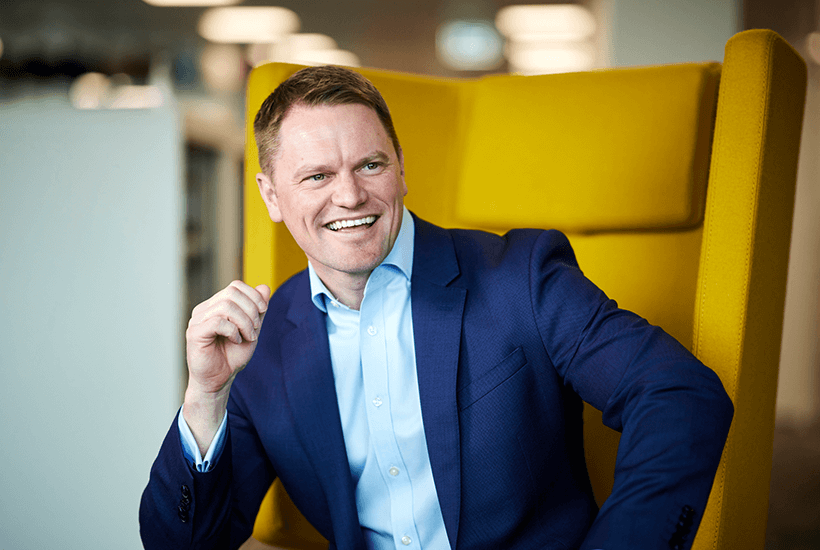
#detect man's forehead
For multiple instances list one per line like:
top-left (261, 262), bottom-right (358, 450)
top-left (271, 103), bottom-right (396, 176)
top-left (277, 103), bottom-right (388, 148)
top-left (282, 102), bottom-right (379, 125)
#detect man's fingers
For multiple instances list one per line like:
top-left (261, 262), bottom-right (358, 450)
top-left (198, 301), bottom-right (258, 343)
top-left (193, 282), bottom-right (264, 325)
top-left (187, 281), bottom-right (271, 343)
top-left (192, 281), bottom-right (269, 318)
top-left (255, 284), bottom-right (272, 306)
top-left (229, 280), bottom-right (270, 314)
top-left (224, 281), bottom-right (271, 329)
top-left (213, 317), bottom-right (244, 345)
top-left (188, 315), bottom-right (243, 346)
top-left (255, 284), bottom-right (271, 326)
top-left (223, 285), bottom-right (264, 330)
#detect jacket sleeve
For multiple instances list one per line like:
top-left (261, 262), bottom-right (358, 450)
top-left (139, 404), bottom-right (275, 549)
top-left (528, 230), bottom-right (734, 550)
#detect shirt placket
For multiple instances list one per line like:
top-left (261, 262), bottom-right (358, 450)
top-left (360, 274), bottom-right (422, 548)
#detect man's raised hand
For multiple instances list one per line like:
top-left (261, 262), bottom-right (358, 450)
top-left (183, 281), bottom-right (271, 454)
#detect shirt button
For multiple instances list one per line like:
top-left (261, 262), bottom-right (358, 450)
top-left (401, 535), bottom-right (412, 545)
top-left (372, 396), bottom-right (383, 407)
top-left (367, 325), bottom-right (377, 336)
top-left (389, 466), bottom-right (400, 476)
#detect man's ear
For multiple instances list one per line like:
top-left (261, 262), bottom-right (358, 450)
top-left (256, 172), bottom-right (283, 223)
top-left (397, 148), bottom-right (408, 197)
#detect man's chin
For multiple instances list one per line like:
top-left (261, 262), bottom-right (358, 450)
top-left (341, 253), bottom-right (392, 275)
top-left (309, 251), bottom-right (383, 277)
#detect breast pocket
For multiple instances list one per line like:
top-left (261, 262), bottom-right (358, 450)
top-left (457, 347), bottom-right (528, 411)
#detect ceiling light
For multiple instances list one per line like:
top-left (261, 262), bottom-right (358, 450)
top-left (248, 34), bottom-right (359, 68)
top-left (290, 49), bottom-right (360, 67)
top-left (200, 44), bottom-right (245, 93)
top-left (436, 20), bottom-right (504, 71)
top-left (505, 41), bottom-right (595, 75)
top-left (283, 33), bottom-right (338, 55)
top-left (496, 5), bottom-right (595, 42)
top-left (108, 86), bottom-right (165, 109)
top-left (246, 43), bottom-right (270, 67)
top-left (264, 33), bottom-right (338, 64)
top-left (198, 7), bottom-right (300, 44)
top-left (70, 73), bottom-right (111, 110)
top-left (70, 72), bottom-right (165, 110)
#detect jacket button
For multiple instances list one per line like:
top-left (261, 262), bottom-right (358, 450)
top-left (181, 484), bottom-right (190, 498)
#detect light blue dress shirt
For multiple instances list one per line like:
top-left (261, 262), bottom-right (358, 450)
top-left (179, 207), bottom-right (450, 549)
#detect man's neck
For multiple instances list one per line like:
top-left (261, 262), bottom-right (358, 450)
top-left (317, 270), bottom-right (370, 311)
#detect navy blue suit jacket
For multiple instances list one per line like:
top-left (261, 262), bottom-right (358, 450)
top-left (141, 215), bottom-right (733, 549)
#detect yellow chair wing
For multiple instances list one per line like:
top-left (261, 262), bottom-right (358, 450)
top-left (693, 30), bottom-right (806, 549)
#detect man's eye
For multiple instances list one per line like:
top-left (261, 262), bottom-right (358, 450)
top-left (363, 162), bottom-right (381, 171)
top-left (308, 174), bottom-right (325, 182)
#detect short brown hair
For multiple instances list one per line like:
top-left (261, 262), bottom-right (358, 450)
top-left (253, 65), bottom-right (401, 176)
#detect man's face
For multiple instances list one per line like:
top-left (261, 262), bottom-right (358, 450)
top-left (256, 103), bottom-right (407, 286)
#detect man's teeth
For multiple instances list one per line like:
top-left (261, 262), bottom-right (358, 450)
top-left (327, 216), bottom-right (377, 231)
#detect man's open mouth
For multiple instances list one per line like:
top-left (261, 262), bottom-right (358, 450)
top-left (326, 215), bottom-right (378, 231)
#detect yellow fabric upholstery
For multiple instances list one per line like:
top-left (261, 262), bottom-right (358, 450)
top-left (457, 64), bottom-right (718, 232)
top-left (243, 30), bottom-right (805, 550)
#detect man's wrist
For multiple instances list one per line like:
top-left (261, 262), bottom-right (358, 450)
top-left (183, 383), bottom-right (232, 456)
top-left (178, 405), bottom-right (228, 472)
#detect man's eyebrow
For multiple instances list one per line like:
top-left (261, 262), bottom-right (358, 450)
top-left (358, 151), bottom-right (391, 166)
top-left (292, 163), bottom-right (334, 180)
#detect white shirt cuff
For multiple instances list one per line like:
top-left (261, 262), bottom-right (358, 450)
top-left (177, 405), bottom-right (228, 473)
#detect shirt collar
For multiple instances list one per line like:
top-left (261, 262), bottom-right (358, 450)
top-left (308, 206), bottom-right (415, 312)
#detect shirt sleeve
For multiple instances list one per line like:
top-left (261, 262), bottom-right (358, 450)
top-left (177, 405), bottom-right (228, 473)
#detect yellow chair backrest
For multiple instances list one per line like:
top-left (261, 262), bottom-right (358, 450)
top-left (243, 29), bottom-right (806, 550)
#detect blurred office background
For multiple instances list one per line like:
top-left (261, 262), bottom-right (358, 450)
top-left (0, 0), bottom-right (817, 548)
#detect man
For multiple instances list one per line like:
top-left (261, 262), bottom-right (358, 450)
top-left (141, 65), bottom-right (733, 550)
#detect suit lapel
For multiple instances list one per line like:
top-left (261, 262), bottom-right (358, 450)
top-left (280, 277), bottom-right (364, 548)
top-left (411, 216), bottom-right (466, 549)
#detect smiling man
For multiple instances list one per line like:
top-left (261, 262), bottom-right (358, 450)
top-left (140, 66), bottom-right (733, 550)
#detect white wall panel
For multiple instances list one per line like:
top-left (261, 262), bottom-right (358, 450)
top-left (0, 96), bottom-right (183, 549)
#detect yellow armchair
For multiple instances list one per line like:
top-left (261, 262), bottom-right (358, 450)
top-left (242, 29), bottom-right (806, 550)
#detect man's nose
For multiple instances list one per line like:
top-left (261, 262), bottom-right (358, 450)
top-left (331, 172), bottom-right (368, 208)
